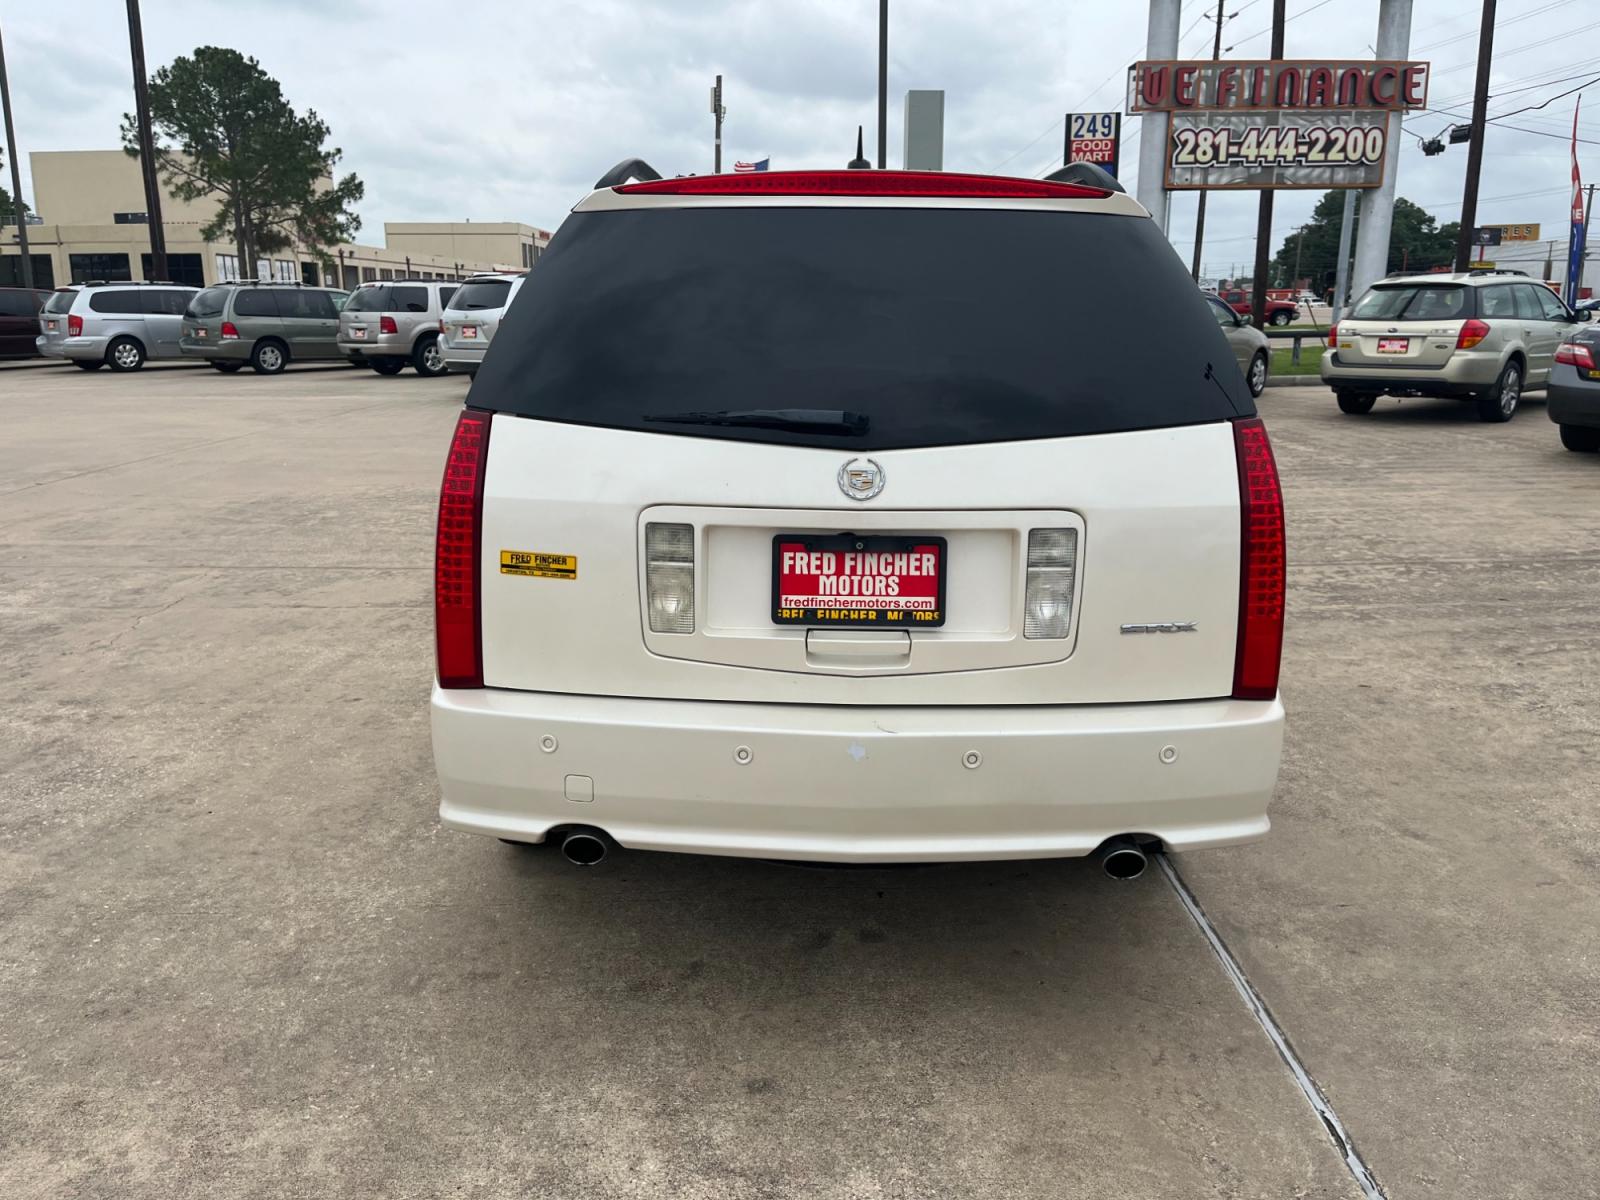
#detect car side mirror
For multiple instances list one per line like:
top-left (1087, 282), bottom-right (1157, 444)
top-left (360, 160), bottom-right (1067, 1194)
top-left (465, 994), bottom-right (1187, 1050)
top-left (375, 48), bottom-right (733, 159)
top-left (1575, 309), bottom-right (1593, 323)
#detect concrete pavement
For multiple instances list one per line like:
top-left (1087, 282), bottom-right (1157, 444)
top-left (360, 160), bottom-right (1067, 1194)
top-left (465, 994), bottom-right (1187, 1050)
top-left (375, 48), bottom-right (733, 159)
top-left (1, 360), bottom-right (1594, 1197)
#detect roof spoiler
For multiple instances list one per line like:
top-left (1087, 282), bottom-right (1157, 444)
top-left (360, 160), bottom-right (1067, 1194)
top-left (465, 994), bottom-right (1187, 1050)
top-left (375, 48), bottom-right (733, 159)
top-left (594, 158), bottom-right (664, 189)
top-left (1042, 162), bottom-right (1125, 194)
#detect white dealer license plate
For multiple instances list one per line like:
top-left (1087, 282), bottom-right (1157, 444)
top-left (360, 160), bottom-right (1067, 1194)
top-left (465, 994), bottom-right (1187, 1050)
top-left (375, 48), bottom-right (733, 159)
top-left (352, 327), bottom-right (366, 339)
top-left (1377, 338), bottom-right (1410, 354)
top-left (461, 326), bottom-right (478, 339)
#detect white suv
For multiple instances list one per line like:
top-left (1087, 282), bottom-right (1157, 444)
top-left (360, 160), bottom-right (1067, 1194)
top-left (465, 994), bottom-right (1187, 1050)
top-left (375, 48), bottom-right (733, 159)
top-left (430, 166), bottom-right (1287, 874)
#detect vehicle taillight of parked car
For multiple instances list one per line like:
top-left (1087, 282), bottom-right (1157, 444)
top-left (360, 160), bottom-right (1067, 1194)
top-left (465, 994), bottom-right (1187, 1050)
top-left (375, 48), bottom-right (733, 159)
top-left (1555, 341), bottom-right (1595, 369)
top-left (380, 316), bottom-right (398, 335)
top-left (221, 322), bottom-right (240, 340)
top-left (1456, 319), bottom-right (1490, 350)
top-left (1327, 323), bottom-right (1337, 348)
top-left (67, 314), bottom-right (83, 337)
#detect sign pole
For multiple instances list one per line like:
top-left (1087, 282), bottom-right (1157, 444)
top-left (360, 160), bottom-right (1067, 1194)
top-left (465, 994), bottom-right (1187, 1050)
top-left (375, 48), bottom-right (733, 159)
top-left (1331, 189), bottom-right (1357, 321)
top-left (1352, 0), bottom-right (1415, 296)
top-left (1135, 0), bottom-right (1180, 231)
top-left (1249, 0), bottom-right (1286, 330)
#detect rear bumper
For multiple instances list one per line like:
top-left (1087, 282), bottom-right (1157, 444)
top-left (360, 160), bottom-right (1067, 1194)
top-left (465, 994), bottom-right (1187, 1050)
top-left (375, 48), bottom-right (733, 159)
top-left (441, 339), bottom-right (486, 371)
top-left (337, 334), bottom-right (409, 361)
top-left (432, 687), bottom-right (1283, 862)
top-left (1547, 367), bottom-right (1600, 426)
top-left (179, 337), bottom-right (249, 360)
top-left (38, 335), bottom-right (110, 361)
top-left (1319, 348), bottom-right (1502, 394)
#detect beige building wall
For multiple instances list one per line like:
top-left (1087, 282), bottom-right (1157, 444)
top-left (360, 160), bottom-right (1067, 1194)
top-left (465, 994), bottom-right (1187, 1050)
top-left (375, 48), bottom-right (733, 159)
top-left (30, 150), bottom-right (215, 226)
top-left (386, 222), bottom-right (551, 271)
top-left (6, 150), bottom-right (546, 290)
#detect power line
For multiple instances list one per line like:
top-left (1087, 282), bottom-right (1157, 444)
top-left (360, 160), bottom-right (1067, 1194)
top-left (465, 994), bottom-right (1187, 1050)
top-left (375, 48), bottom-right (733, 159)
top-left (1223, 0), bottom-right (1335, 52)
top-left (989, 116), bottom-right (1064, 173)
top-left (1412, 0), bottom-right (1574, 53)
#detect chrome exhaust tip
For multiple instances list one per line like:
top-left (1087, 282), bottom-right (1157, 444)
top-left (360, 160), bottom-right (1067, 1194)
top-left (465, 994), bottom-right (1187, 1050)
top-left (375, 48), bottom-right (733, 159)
top-left (1096, 837), bottom-right (1149, 881)
top-left (560, 830), bottom-right (609, 866)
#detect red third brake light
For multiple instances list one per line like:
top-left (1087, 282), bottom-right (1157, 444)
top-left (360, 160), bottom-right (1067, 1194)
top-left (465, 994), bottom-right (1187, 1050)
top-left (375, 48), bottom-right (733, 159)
top-left (1232, 418), bottom-right (1286, 701)
top-left (435, 410), bottom-right (492, 688)
top-left (67, 314), bottom-right (83, 337)
top-left (616, 169), bottom-right (1112, 200)
top-left (380, 315), bottom-right (398, 334)
top-left (1457, 319), bottom-right (1490, 350)
top-left (1555, 341), bottom-right (1596, 369)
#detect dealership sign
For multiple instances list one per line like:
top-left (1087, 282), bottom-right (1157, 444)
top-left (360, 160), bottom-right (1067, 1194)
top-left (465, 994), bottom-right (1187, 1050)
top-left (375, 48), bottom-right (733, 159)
top-left (1065, 112), bottom-right (1122, 178)
top-left (1127, 59), bottom-right (1430, 190)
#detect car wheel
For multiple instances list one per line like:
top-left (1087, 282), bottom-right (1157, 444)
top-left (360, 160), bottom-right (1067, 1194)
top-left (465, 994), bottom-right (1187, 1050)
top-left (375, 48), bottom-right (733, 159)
top-left (370, 359), bottom-right (406, 376)
top-left (1270, 310), bottom-right (1292, 326)
top-left (106, 337), bottom-right (146, 372)
top-left (72, 360), bottom-right (104, 371)
top-left (1247, 351), bottom-right (1269, 398)
top-left (1559, 423), bottom-right (1600, 452)
top-left (250, 340), bottom-right (288, 375)
top-left (412, 334), bottom-right (447, 377)
top-left (210, 361), bottom-right (244, 373)
top-left (1336, 390), bottom-right (1376, 414)
top-left (1477, 361), bottom-right (1522, 422)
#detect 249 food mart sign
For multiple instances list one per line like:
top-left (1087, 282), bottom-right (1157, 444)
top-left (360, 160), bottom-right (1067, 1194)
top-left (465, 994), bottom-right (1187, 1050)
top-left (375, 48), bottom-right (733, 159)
top-left (1128, 59), bottom-right (1430, 189)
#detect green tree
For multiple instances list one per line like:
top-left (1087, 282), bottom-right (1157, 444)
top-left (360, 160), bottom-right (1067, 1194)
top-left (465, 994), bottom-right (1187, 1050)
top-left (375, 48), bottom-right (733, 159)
top-left (1271, 191), bottom-right (1460, 293)
top-left (121, 46), bottom-right (363, 275)
top-left (0, 181), bottom-right (29, 220)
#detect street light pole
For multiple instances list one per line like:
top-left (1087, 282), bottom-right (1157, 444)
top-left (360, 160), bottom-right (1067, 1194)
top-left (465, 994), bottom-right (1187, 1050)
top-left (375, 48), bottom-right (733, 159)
top-left (1190, 2), bottom-right (1229, 282)
top-left (711, 75), bottom-right (724, 174)
top-left (0, 17), bottom-right (35, 289)
top-left (1249, 0), bottom-right (1287, 329)
top-left (876, 0), bottom-right (888, 169)
top-left (125, 0), bottom-right (167, 281)
top-left (1452, 0), bottom-right (1496, 272)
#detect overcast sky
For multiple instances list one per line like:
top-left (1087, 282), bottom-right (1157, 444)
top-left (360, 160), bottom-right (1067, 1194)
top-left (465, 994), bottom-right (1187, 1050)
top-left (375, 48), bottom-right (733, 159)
top-left (2, 0), bottom-right (1593, 275)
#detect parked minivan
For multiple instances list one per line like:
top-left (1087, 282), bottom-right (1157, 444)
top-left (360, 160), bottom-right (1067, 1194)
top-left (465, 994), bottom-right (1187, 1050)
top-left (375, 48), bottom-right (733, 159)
top-left (35, 282), bottom-right (199, 371)
top-left (429, 166), bottom-right (1287, 873)
top-left (438, 274), bottom-right (525, 376)
top-left (179, 282), bottom-right (350, 374)
top-left (337, 279), bottom-right (457, 376)
top-left (0, 286), bottom-right (52, 358)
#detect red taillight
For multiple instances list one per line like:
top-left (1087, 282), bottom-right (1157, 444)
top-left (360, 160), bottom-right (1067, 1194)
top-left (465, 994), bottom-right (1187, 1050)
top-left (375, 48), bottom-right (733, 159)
top-left (1327, 322), bottom-right (1337, 348)
top-left (616, 169), bottom-right (1111, 200)
top-left (1457, 319), bottom-right (1490, 350)
top-left (67, 314), bottom-right (83, 337)
top-left (435, 410), bottom-right (491, 688)
top-left (380, 315), bottom-right (398, 334)
top-left (1232, 418), bottom-right (1285, 702)
top-left (438, 319), bottom-right (447, 334)
top-left (220, 321), bottom-right (239, 340)
top-left (1555, 341), bottom-right (1596, 369)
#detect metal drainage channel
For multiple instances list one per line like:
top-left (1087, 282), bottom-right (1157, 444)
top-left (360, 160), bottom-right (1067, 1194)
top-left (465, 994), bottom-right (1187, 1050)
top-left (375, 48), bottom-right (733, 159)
top-left (1154, 853), bottom-right (1386, 1200)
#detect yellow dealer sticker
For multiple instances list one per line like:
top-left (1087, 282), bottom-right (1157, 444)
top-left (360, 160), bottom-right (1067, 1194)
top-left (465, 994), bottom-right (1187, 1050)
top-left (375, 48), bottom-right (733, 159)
top-left (501, 550), bottom-right (577, 580)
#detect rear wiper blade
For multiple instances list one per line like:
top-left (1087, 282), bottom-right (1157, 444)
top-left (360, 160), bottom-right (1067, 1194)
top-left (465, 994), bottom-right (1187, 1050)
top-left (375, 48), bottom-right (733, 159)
top-left (643, 408), bottom-right (869, 434)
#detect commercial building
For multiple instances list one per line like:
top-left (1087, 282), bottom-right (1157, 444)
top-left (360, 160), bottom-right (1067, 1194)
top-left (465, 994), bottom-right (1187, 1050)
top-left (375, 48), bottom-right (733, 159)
top-left (1, 150), bottom-right (551, 290)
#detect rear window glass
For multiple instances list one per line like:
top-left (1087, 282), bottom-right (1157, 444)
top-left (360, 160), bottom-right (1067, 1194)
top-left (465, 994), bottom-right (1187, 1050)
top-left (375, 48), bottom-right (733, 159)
top-left (1350, 285), bottom-right (1469, 321)
top-left (470, 207), bottom-right (1253, 450)
top-left (345, 285), bottom-right (392, 312)
top-left (188, 287), bottom-right (229, 318)
top-left (87, 290), bottom-right (144, 315)
top-left (45, 290), bottom-right (78, 315)
top-left (392, 285), bottom-right (428, 312)
top-left (232, 289), bottom-right (279, 317)
top-left (449, 280), bottom-right (512, 311)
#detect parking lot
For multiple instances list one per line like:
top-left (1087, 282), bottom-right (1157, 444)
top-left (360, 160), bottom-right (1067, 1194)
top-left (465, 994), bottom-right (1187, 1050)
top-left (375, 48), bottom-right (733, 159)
top-left (2, 359), bottom-right (1596, 1199)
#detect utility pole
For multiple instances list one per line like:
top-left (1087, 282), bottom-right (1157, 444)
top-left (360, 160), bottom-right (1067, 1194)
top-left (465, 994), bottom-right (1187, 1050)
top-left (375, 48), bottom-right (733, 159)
top-left (0, 17), bottom-right (34, 289)
top-left (1452, 0), bottom-right (1496, 272)
top-left (711, 76), bottom-right (724, 174)
top-left (1249, 0), bottom-right (1286, 329)
top-left (1190, 3), bottom-right (1229, 281)
top-left (125, 0), bottom-right (167, 281)
top-left (876, 0), bottom-right (888, 169)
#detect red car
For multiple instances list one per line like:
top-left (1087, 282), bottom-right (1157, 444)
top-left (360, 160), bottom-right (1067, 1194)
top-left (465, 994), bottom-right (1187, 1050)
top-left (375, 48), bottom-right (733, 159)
top-left (1219, 290), bottom-right (1299, 327)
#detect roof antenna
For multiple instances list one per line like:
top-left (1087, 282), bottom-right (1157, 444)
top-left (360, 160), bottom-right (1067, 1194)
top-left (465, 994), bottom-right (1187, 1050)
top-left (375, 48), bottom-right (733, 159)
top-left (847, 125), bottom-right (871, 170)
